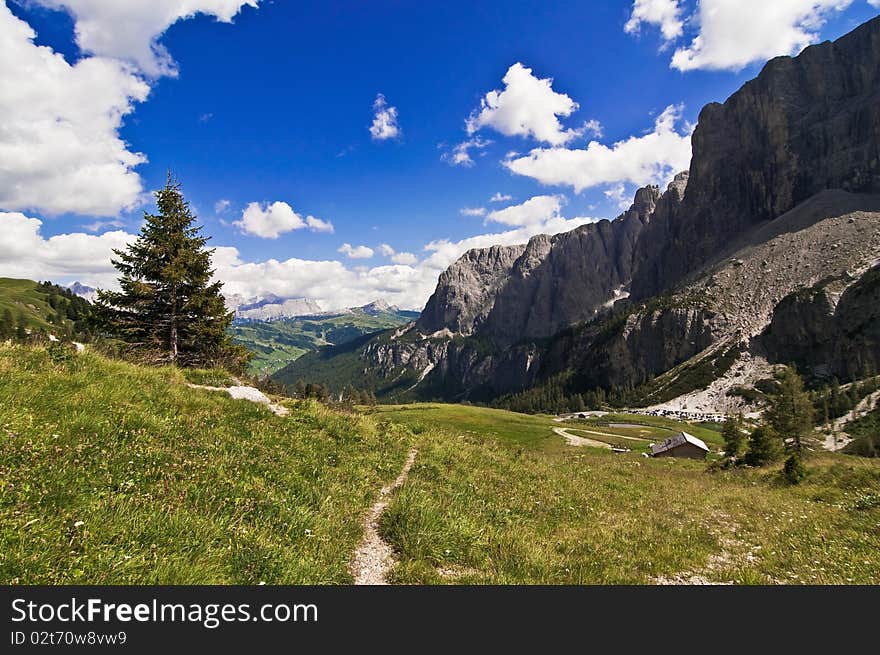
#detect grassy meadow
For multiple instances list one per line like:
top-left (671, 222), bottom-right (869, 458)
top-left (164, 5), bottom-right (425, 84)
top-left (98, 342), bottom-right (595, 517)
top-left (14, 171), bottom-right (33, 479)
top-left (3, 346), bottom-right (879, 585)
top-left (0, 344), bottom-right (410, 584)
top-left (372, 404), bottom-right (880, 584)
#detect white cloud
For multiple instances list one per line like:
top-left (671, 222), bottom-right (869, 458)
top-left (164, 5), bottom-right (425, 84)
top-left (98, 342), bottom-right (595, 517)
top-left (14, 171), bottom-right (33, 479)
top-left (661, 0), bottom-right (854, 72)
top-left (442, 136), bottom-right (492, 167)
top-left (338, 243), bottom-right (375, 259)
top-left (459, 207), bottom-right (487, 217)
top-left (378, 243), bottom-right (417, 265)
top-left (490, 192), bottom-right (513, 203)
top-left (869, 0), bottom-right (880, 7)
top-left (369, 93), bottom-right (400, 140)
top-left (305, 215), bottom-right (334, 233)
top-left (466, 63), bottom-right (583, 146)
top-left (0, 211), bottom-right (134, 287)
top-left (31, 0), bottom-right (260, 77)
top-left (391, 252), bottom-right (418, 265)
top-left (581, 119), bottom-right (604, 138)
top-left (234, 201), bottom-right (333, 239)
top-left (215, 199), bottom-right (231, 213)
top-left (485, 195), bottom-right (564, 227)
top-left (604, 183), bottom-right (632, 210)
top-left (0, 2), bottom-right (258, 218)
top-left (625, 0), bottom-right (685, 42)
top-left (0, 4), bottom-right (150, 217)
top-left (505, 104), bottom-right (693, 193)
top-left (82, 218), bottom-right (125, 232)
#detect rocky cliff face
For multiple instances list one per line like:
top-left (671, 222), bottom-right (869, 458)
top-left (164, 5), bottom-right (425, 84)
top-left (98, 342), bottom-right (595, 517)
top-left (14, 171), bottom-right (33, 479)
top-left (762, 264), bottom-right (880, 380)
top-left (632, 16), bottom-right (880, 298)
top-left (417, 179), bottom-right (673, 347)
top-left (416, 243), bottom-right (527, 336)
top-left (544, 304), bottom-right (716, 391)
top-left (479, 183), bottom-right (665, 346)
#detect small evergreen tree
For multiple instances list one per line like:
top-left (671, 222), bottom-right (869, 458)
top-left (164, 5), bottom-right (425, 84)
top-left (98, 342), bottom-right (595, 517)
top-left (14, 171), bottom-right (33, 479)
top-left (765, 366), bottom-right (814, 452)
top-left (15, 317), bottom-right (28, 341)
top-left (0, 309), bottom-right (13, 339)
top-left (721, 414), bottom-right (745, 458)
top-left (96, 174), bottom-right (249, 370)
top-left (783, 453), bottom-right (807, 484)
top-left (744, 425), bottom-right (784, 466)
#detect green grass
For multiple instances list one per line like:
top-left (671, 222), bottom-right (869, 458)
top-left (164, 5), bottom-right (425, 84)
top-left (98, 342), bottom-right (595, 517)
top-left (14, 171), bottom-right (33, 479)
top-left (368, 404), bottom-right (563, 451)
top-left (576, 412), bottom-right (725, 446)
top-left (563, 428), bottom-right (652, 451)
top-left (4, 347), bottom-right (879, 585)
top-left (181, 368), bottom-right (239, 387)
top-left (375, 403), bottom-right (880, 584)
top-left (0, 344), bottom-right (411, 584)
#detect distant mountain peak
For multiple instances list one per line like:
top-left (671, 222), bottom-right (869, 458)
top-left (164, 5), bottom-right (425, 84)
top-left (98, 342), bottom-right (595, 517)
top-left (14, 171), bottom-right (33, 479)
top-left (67, 281), bottom-right (97, 302)
top-left (232, 295), bottom-right (323, 321)
top-left (360, 299), bottom-right (397, 314)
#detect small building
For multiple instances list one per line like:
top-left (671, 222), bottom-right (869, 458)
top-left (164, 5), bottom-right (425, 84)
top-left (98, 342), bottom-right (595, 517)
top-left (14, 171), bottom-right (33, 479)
top-left (650, 432), bottom-right (709, 459)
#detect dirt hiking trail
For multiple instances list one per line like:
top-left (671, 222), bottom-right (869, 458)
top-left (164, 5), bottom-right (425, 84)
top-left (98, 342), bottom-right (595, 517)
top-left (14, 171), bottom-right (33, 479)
top-left (350, 448), bottom-right (418, 585)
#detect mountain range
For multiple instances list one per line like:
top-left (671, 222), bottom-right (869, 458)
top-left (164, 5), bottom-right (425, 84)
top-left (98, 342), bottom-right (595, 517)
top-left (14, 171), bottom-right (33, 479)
top-left (275, 16), bottom-right (880, 413)
top-left (230, 302), bottom-right (418, 376)
top-left (65, 282), bottom-right (416, 376)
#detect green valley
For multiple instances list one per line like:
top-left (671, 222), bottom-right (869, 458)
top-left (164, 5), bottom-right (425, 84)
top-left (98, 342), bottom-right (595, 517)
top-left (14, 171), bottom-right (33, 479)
top-left (231, 308), bottom-right (418, 376)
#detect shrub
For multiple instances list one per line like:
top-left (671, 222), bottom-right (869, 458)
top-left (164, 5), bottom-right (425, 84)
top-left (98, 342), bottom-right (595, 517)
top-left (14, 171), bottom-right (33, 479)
top-left (783, 454), bottom-right (807, 484)
top-left (744, 425), bottom-right (784, 466)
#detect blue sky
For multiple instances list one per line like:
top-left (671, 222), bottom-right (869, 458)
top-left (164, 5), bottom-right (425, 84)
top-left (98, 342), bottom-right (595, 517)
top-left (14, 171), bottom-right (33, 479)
top-left (1, 1), bottom-right (878, 308)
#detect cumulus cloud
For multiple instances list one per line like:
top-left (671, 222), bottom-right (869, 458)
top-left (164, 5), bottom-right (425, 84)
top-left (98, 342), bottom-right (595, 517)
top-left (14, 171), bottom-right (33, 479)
top-left (378, 243), bottom-right (418, 265)
top-left (214, 199), bottom-right (231, 213)
top-left (305, 215), bottom-right (334, 233)
top-left (466, 63), bottom-right (582, 146)
top-left (490, 192), bottom-right (513, 203)
top-left (0, 212), bottom-right (134, 287)
top-left (624, 0), bottom-right (684, 42)
top-left (391, 252), bottom-right (418, 265)
top-left (485, 195), bottom-right (564, 227)
top-left (504, 104), bottom-right (693, 193)
top-left (369, 93), bottom-right (400, 140)
top-left (442, 136), bottom-right (492, 167)
top-left (581, 119), bottom-right (604, 138)
top-left (234, 201), bottom-right (333, 238)
top-left (338, 243), bottom-right (375, 259)
top-left (869, 0), bottom-right (880, 7)
top-left (82, 218), bottom-right (126, 232)
top-left (0, 4), bottom-right (150, 217)
top-left (30, 0), bottom-right (260, 77)
top-left (459, 207), bottom-right (487, 217)
top-left (0, 1), bottom-right (258, 218)
top-left (626, 0), bottom-right (856, 72)
top-left (672, 0), bottom-right (854, 71)
top-left (604, 183), bottom-right (632, 210)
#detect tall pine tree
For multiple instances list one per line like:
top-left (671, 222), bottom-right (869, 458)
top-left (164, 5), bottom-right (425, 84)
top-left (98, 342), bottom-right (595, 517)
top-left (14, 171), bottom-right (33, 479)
top-left (96, 174), bottom-right (249, 370)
